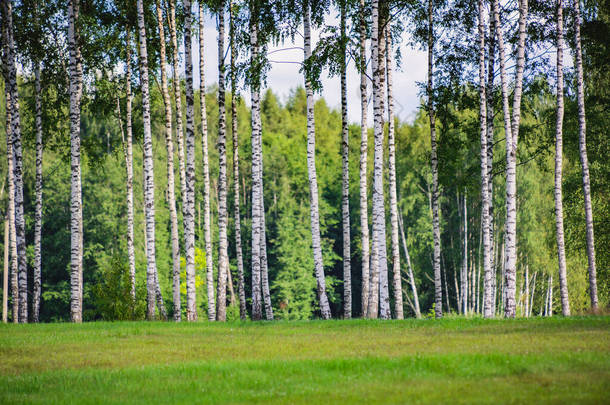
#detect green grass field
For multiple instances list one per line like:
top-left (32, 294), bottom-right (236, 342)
top-left (1, 317), bottom-right (609, 404)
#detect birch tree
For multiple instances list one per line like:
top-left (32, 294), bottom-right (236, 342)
top-left (386, 30), bottom-right (402, 319)
top-left (198, 2), bottom-right (216, 321)
top-left (358, 0), bottom-right (370, 318)
top-left (573, 0), bottom-right (598, 312)
top-left (427, 0), bottom-right (442, 318)
top-left (136, 0), bottom-right (160, 320)
top-left (183, 0), bottom-right (197, 321)
top-left (32, 61), bottom-right (43, 323)
top-left (216, 0), bottom-right (230, 321)
top-left (398, 213), bottom-right (421, 318)
top-left (156, 0), bottom-right (181, 321)
top-left (124, 30), bottom-right (136, 300)
top-left (303, 1), bottom-right (332, 320)
top-left (554, 0), bottom-right (570, 316)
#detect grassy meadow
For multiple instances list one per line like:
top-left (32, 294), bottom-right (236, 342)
top-left (1, 316), bottom-right (609, 404)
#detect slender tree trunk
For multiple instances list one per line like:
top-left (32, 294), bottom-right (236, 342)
top-left (529, 271), bottom-right (536, 317)
top-left (573, 0), bottom-right (598, 312)
top-left (249, 7), bottom-right (263, 321)
top-left (168, 0), bottom-right (187, 207)
top-left (462, 193), bottom-right (468, 315)
top-left (216, 1), bottom-right (229, 321)
top-left (3, 86), bottom-right (17, 323)
top-left (524, 263), bottom-right (529, 317)
top-left (229, 0), bottom-right (246, 320)
top-left (554, 0), bottom-right (570, 317)
top-left (183, 0), bottom-right (198, 321)
top-left (427, 0), bottom-right (442, 318)
top-left (478, 0), bottom-right (493, 319)
top-left (198, 3), bottom-right (215, 321)
top-left (386, 30), bottom-right (402, 319)
top-left (2, 217), bottom-right (7, 323)
top-left (260, 193), bottom-right (273, 320)
top-left (32, 63), bottom-right (43, 323)
top-left (136, 0), bottom-right (159, 320)
top-left (124, 31), bottom-right (136, 301)
top-left (398, 213), bottom-right (421, 318)
top-left (67, 0), bottom-right (83, 323)
top-left (486, 17), bottom-right (496, 294)
top-left (303, 3), bottom-right (331, 319)
top-left (340, 0), bottom-right (352, 319)
top-left (156, 0), bottom-right (181, 321)
top-left (358, 0), bottom-right (370, 319)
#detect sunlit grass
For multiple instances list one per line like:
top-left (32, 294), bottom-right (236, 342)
top-left (1, 317), bottom-right (608, 403)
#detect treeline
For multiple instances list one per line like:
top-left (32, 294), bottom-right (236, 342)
top-left (0, 0), bottom-right (608, 323)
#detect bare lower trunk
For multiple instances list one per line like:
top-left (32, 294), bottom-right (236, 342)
top-left (2, 218), bottom-right (7, 323)
top-left (303, 4), bottom-right (331, 319)
top-left (33, 63), bottom-right (43, 323)
top-left (198, 3), bottom-right (215, 321)
top-left (386, 31), bottom-right (402, 319)
top-left (183, 0), bottom-right (198, 321)
top-left (125, 31), bottom-right (136, 301)
top-left (216, 1), bottom-right (229, 321)
top-left (340, 0), bottom-right (352, 319)
top-left (229, 0), bottom-right (246, 320)
top-left (399, 214), bottom-right (420, 318)
top-left (137, 0), bottom-right (159, 320)
top-left (524, 264), bottom-right (529, 317)
top-left (573, 0), bottom-right (598, 312)
top-left (462, 193), bottom-right (468, 315)
top-left (428, 0), bottom-right (442, 318)
top-left (260, 196), bottom-right (273, 320)
top-left (554, 0), bottom-right (570, 316)
top-left (358, 0), bottom-right (370, 319)
top-left (68, 0), bottom-right (83, 323)
top-left (156, 0), bottom-right (181, 321)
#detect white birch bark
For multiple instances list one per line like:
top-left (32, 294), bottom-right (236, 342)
top-left (125, 31), bottom-right (136, 301)
top-left (216, 1), bottom-right (229, 321)
top-left (136, 0), bottom-right (159, 320)
top-left (486, 17), bottom-right (495, 295)
top-left (427, 0), bottom-right (442, 318)
top-left (386, 31), bottom-right (402, 319)
top-left (156, 0), bottom-right (182, 321)
top-left (183, 0), bottom-right (198, 321)
top-left (554, 0), bottom-right (570, 316)
top-left (573, 0), bottom-right (598, 312)
top-left (303, 3), bottom-right (331, 319)
top-left (340, 0), bottom-right (352, 319)
top-left (462, 193), bottom-right (468, 315)
top-left (398, 213), bottom-right (421, 318)
top-left (67, 0), bottom-right (83, 323)
top-left (198, 3), bottom-right (216, 321)
top-left (33, 63), bottom-right (43, 323)
top-left (260, 192), bottom-right (273, 320)
top-left (2, 217), bottom-right (7, 323)
top-left (524, 263), bottom-right (529, 317)
top-left (358, 0), bottom-right (370, 318)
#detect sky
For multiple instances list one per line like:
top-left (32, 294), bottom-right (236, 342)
top-left (193, 13), bottom-right (428, 125)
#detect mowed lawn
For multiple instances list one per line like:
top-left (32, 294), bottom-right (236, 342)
top-left (0, 317), bottom-right (609, 404)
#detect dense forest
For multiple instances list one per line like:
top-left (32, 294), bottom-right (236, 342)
top-left (1, 0), bottom-right (608, 323)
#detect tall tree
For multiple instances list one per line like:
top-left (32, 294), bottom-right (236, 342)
top-left (573, 0), bottom-right (598, 312)
top-left (303, 0), bottom-right (331, 320)
top-left (554, 0), bottom-right (570, 316)
top-left (339, 0), bottom-right (352, 319)
top-left (427, 0), bottom-right (442, 318)
top-left (386, 29), bottom-right (402, 319)
top-left (183, 0), bottom-right (197, 321)
top-left (229, 0), bottom-right (247, 320)
top-left (67, 0), bottom-right (83, 323)
top-left (358, 0), bottom-right (370, 318)
top-left (32, 61), bottom-right (43, 323)
top-left (124, 30), bottom-right (136, 301)
top-left (198, 2), bottom-right (216, 321)
top-left (136, 0), bottom-right (159, 320)
top-left (216, 0), bottom-right (229, 321)
top-left (156, 0), bottom-right (182, 321)
top-left (478, 0), bottom-right (493, 318)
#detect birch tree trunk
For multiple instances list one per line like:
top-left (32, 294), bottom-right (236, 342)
top-left (524, 263), bottom-right (529, 317)
top-left (198, 3), bottom-right (216, 321)
top-left (486, 17), bottom-right (495, 295)
top-left (303, 3), bottom-right (331, 319)
top-left (399, 213), bottom-right (421, 318)
top-left (168, 0), bottom-right (187, 208)
top-left (478, 0), bottom-right (493, 318)
top-left (358, 0), bottom-right (370, 319)
top-left (67, 0), bottom-right (83, 323)
top-left (2, 217), bottom-right (7, 323)
top-left (125, 31), bottom-right (136, 301)
top-left (216, 1), bottom-right (229, 321)
top-left (156, 0), bottom-right (181, 321)
top-left (249, 7), bottom-right (263, 321)
top-left (462, 193), bottom-right (468, 315)
top-left (573, 0), bottom-right (598, 312)
top-left (183, 0), bottom-right (198, 321)
top-left (386, 31), bottom-right (402, 319)
top-left (554, 0), bottom-right (570, 316)
top-left (33, 62), bottom-right (43, 323)
top-left (339, 0), bottom-right (352, 319)
top-left (427, 0), bottom-right (442, 318)
top-left (260, 193), bottom-right (274, 320)
top-left (229, 0), bottom-right (246, 320)
top-left (136, 0), bottom-right (159, 320)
